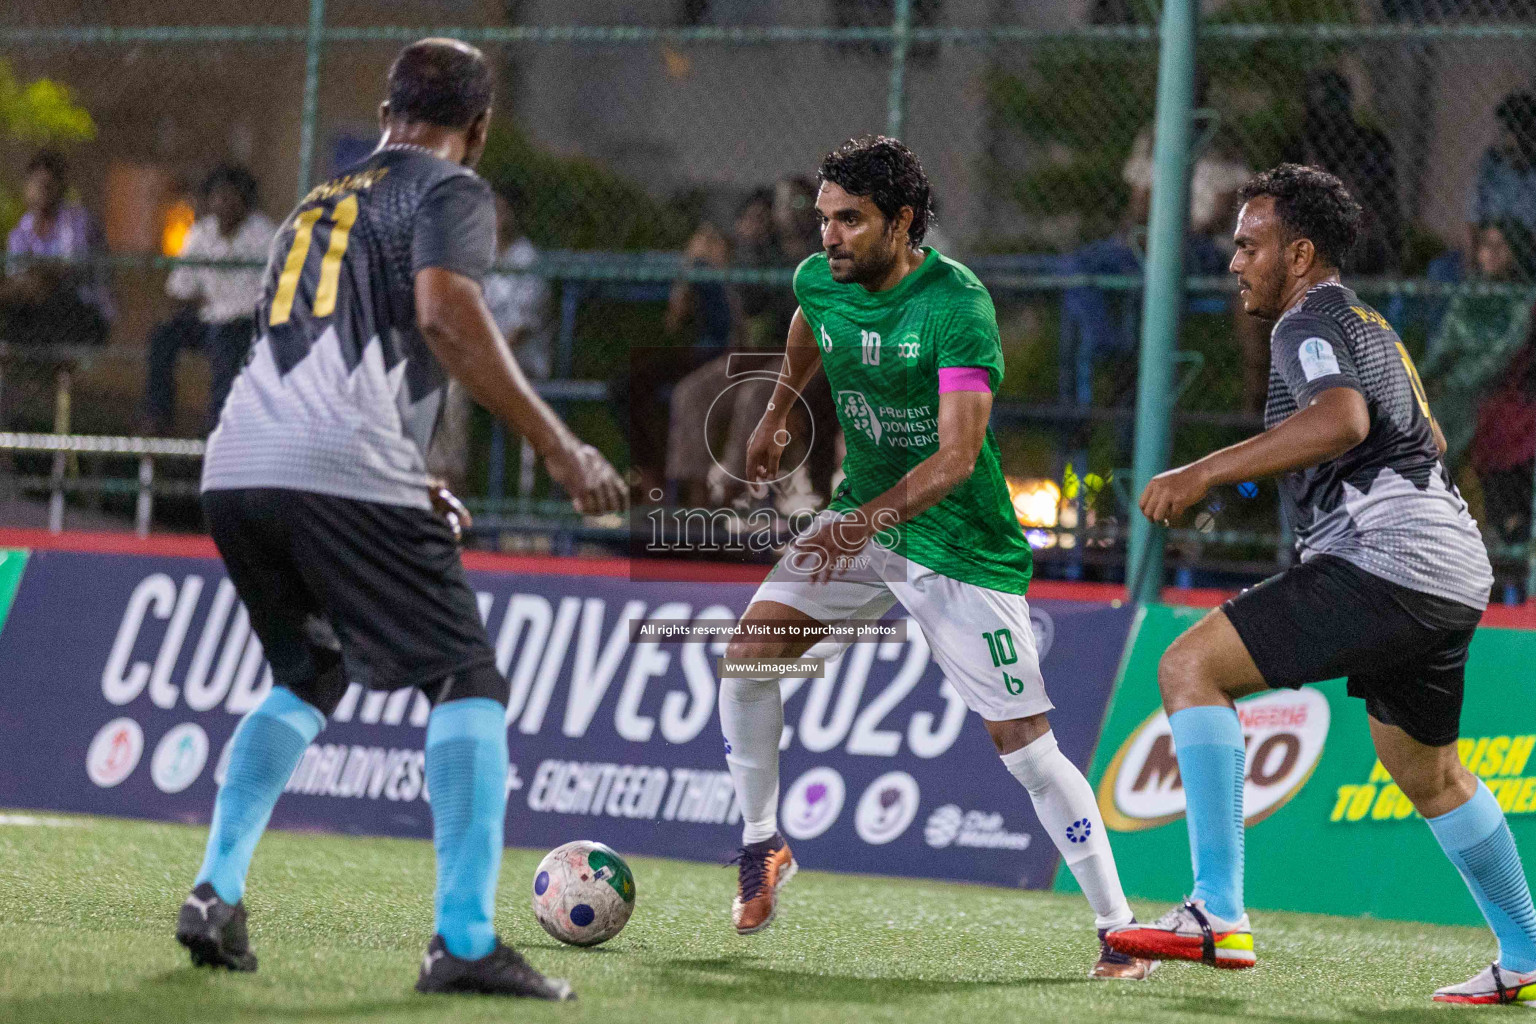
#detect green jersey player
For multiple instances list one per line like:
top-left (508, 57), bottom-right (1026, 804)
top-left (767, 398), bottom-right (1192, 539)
top-left (716, 136), bottom-right (1153, 980)
top-left (795, 224), bottom-right (1034, 596)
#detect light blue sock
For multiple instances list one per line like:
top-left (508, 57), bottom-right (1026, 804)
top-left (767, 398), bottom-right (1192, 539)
top-left (195, 686), bottom-right (325, 903)
top-left (1169, 705), bottom-right (1246, 922)
top-left (426, 697), bottom-right (508, 960)
top-left (1427, 780), bottom-right (1536, 973)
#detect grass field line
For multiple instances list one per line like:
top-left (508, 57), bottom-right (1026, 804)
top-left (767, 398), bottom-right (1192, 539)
top-left (0, 813), bottom-right (88, 827)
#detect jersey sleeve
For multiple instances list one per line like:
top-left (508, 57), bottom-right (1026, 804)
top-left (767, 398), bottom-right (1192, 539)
top-left (412, 174), bottom-right (497, 281)
top-left (791, 252), bottom-right (825, 321)
top-left (936, 289), bottom-right (1004, 392)
top-left (1271, 311), bottom-right (1362, 407)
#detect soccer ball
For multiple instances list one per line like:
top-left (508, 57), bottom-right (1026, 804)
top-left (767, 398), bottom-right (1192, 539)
top-left (531, 840), bottom-right (636, 946)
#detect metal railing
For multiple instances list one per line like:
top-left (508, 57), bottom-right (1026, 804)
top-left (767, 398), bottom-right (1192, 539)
top-left (0, 431), bottom-right (204, 536)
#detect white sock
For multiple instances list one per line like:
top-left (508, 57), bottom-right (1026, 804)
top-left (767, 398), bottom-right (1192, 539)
top-left (1002, 730), bottom-right (1133, 930)
top-left (720, 676), bottom-right (783, 844)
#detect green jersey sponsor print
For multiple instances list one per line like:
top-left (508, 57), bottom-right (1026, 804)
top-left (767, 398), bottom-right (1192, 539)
top-left (793, 249), bottom-right (1032, 594)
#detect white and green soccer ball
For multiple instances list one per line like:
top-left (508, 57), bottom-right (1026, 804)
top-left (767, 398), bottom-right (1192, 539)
top-left (531, 840), bottom-right (636, 946)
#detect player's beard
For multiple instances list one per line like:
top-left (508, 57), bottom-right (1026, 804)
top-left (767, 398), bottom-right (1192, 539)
top-left (1241, 266), bottom-right (1286, 321)
top-left (832, 238), bottom-right (900, 287)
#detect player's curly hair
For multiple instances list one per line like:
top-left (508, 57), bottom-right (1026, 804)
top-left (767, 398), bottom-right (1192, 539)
top-left (818, 136), bottom-right (934, 246)
top-left (1237, 163), bottom-right (1361, 270)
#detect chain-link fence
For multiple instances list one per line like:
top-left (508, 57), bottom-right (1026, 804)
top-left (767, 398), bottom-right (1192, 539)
top-left (1, 1), bottom-right (1534, 592)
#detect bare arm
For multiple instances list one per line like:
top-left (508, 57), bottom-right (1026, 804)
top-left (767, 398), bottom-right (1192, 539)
top-left (794, 388), bottom-right (992, 580)
top-left (667, 224), bottom-right (728, 337)
top-left (769, 308), bottom-right (826, 413)
top-left (855, 389), bottom-right (991, 531)
top-left (417, 267), bottom-right (573, 457)
top-left (1129, 184), bottom-right (1152, 227)
top-left (1139, 386), bottom-right (1369, 523)
top-left (744, 308), bottom-right (825, 487)
top-left (415, 267), bottom-right (625, 513)
top-left (664, 280), bottom-right (693, 336)
top-left (1194, 386), bottom-right (1369, 486)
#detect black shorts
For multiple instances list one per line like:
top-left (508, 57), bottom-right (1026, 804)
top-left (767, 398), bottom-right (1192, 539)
top-left (203, 488), bottom-right (499, 702)
top-left (1222, 554), bottom-right (1483, 747)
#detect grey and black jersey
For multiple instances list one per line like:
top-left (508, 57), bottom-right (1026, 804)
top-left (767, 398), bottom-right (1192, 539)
top-left (1265, 281), bottom-right (1492, 610)
top-left (202, 147), bottom-right (496, 508)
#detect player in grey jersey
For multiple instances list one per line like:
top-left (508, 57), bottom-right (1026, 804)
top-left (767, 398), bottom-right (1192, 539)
top-left (175, 39), bottom-right (621, 999)
top-left (1106, 165), bottom-right (1536, 1005)
top-left (1256, 275), bottom-right (1491, 609)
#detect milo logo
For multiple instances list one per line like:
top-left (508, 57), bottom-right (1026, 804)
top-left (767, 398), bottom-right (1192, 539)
top-left (836, 390), bottom-right (882, 443)
top-left (1097, 689), bottom-right (1330, 831)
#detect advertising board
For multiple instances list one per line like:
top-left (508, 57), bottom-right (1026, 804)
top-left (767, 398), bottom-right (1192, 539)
top-left (1058, 603), bottom-right (1536, 926)
top-left (0, 538), bottom-right (1130, 891)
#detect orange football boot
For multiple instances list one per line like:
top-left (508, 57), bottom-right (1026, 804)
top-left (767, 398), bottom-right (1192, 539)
top-left (729, 835), bottom-right (797, 934)
top-left (1091, 925), bottom-right (1158, 979)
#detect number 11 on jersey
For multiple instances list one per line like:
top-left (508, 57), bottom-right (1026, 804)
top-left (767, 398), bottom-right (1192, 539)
top-left (269, 193), bottom-right (359, 326)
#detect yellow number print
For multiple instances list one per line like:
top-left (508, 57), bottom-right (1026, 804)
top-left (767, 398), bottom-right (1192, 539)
top-left (313, 193), bottom-right (358, 319)
top-left (1351, 305), bottom-right (1392, 331)
top-left (1394, 340), bottom-right (1435, 422)
top-left (268, 207), bottom-right (323, 326)
top-left (268, 194), bottom-right (357, 326)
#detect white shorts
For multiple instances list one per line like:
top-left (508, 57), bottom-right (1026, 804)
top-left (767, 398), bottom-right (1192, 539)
top-left (750, 510), bottom-right (1051, 721)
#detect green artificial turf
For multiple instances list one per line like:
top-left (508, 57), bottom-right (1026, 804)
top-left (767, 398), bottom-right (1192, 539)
top-left (0, 811), bottom-right (1510, 1022)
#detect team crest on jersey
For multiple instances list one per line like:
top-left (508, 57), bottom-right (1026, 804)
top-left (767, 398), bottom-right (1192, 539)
top-left (836, 390), bottom-right (882, 443)
top-left (1298, 337), bottom-right (1341, 382)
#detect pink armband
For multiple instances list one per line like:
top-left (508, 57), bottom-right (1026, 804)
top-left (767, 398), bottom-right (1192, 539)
top-left (938, 366), bottom-right (992, 394)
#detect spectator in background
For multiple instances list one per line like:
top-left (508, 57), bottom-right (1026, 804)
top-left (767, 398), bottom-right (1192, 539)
top-left (733, 187), bottom-right (789, 349)
top-left (1458, 222), bottom-right (1536, 565)
top-left (483, 189), bottom-right (553, 379)
top-left (0, 149), bottom-right (113, 349)
top-left (1058, 82), bottom-right (1255, 414)
top-left (622, 218), bottom-right (735, 502)
top-left (1468, 92), bottom-right (1536, 252)
top-left (772, 175), bottom-right (820, 263)
top-left (1469, 331), bottom-right (1536, 560)
top-left (1284, 69), bottom-right (1400, 274)
top-left (659, 178), bottom-right (843, 510)
top-left (428, 189), bottom-right (553, 492)
top-left (143, 164), bottom-right (274, 434)
top-left (1422, 220), bottom-right (1536, 469)
top-left (1122, 80), bottom-right (1251, 249)
top-left (667, 191), bottom-right (797, 509)
top-left (769, 174), bottom-right (841, 500)
top-left (1123, 81), bottom-right (1263, 408)
top-left (1369, 93), bottom-right (1536, 347)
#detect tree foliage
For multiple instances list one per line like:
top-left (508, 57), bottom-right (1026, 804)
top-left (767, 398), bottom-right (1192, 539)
top-left (981, 0), bottom-right (1355, 250)
top-left (478, 124), bottom-right (693, 251)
